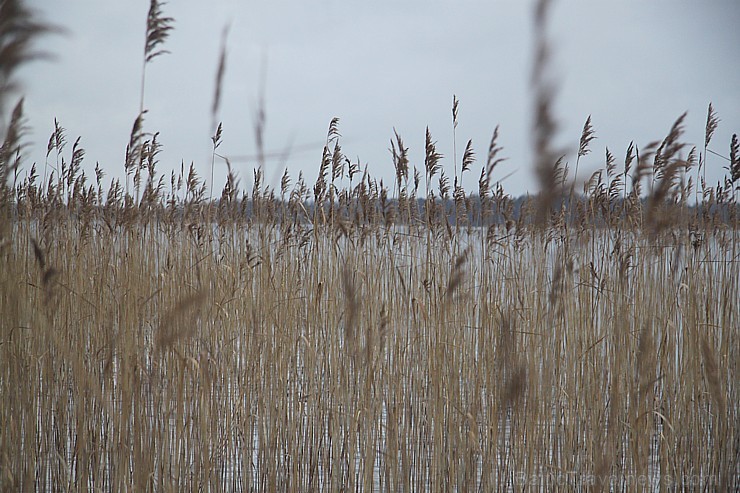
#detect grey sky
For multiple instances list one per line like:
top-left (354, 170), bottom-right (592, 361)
top-left (15, 0), bottom-right (740, 198)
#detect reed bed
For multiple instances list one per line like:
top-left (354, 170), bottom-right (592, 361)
top-left (1, 0), bottom-right (738, 491)
top-left (1, 209), bottom-right (737, 491)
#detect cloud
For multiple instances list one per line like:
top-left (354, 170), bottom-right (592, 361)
top-left (14, 0), bottom-right (740, 198)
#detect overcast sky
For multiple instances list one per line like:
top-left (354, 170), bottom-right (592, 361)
top-left (14, 0), bottom-right (740, 198)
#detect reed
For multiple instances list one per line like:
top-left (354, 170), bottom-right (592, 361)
top-left (0, 0), bottom-right (737, 491)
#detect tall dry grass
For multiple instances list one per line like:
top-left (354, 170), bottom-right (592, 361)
top-left (2, 211), bottom-right (737, 491)
top-left (1, 0), bottom-right (738, 491)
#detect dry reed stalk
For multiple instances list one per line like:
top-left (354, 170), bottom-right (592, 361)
top-left (700, 336), bottom-right (726, 417)
top-left (531, 0), bottom-right (565, 225)
top-left (373, 302), bottom-right (388, 368)
top-left (0, 0), bottom-right (54, 123)
top-left (701, 103), bottom-right (720, 189)
top-left (30, 237), bottom-right (58, 305)
top-left (0, 99), bottom-right (29, 207)
top-left (155, 290), bottom-right (207, 350)
top-left (571, 115), bottom-right (596, 200)
top-left (139, 0), bottom-right (174, 109)
top-left (730, 133), bottom-right (739, 191)
top-left (424, 127), bottom-right (443, 204)
top-left (501, 363), bottom-right (527, 410)
top-left (595, 374), bottom-right (621, 490)
top-left (444, 248), bottom-right (468, 304)
top-left (211, 25), bottom-right (229, 129)
top-left (704, 103), bottom-right (719, 151)
top-left (631, 318), bottom-right (660, 483)
top-left (342, 263), bottom-right (359, 358)
top-left (646, 159), bottom-right (684, 234)
top-left (548, 248), bottom-right (567, 311)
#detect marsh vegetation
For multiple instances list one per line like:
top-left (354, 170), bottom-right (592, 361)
top-left (1, 0), bottom-right (737, 491)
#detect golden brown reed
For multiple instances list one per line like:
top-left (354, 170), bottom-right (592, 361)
top-left (1, 1), bottom-right (738, 491)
